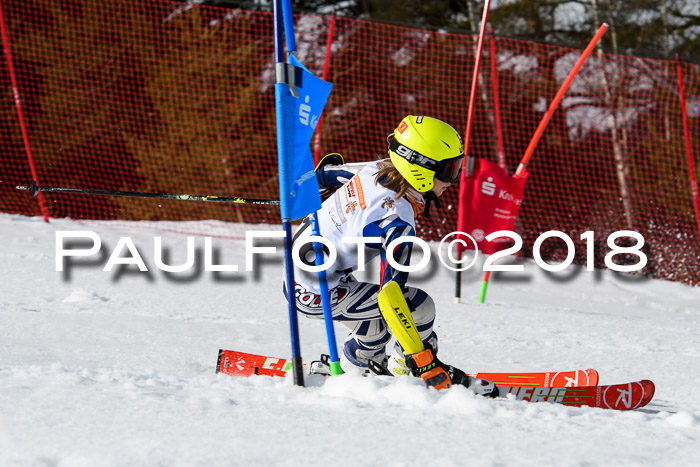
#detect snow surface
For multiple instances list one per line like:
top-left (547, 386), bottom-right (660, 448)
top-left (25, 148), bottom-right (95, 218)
top-left (1, 213), bottom-right (699, 466)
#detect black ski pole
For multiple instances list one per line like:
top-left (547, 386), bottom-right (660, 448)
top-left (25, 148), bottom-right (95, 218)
top-left (15, 180), bottom-right (280, 206)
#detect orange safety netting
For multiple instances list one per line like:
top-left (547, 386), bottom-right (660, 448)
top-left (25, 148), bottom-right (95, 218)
top-left (1, 0), bottom-right (699, 284)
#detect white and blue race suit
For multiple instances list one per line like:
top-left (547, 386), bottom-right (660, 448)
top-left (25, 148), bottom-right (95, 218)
top-left (286, 160), bottom-right (437, 369)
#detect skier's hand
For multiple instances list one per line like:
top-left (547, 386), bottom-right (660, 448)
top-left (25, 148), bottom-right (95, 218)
top-left (405, 346), bottom-right (498, 396)
top-left (405, 347), bottom-right (454, 390)
top-left (315, 153), bottom-right (345, 201)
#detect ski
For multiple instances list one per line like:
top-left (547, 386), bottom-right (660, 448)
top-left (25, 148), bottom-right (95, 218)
top-left (216, 349), bottom-right (599, 387)
top-left (216, 349), bottom-right (654, 410)
top-left (496, 380), bottom-right (655, 410)
top-left (467, 369), bottom-right (598, 388)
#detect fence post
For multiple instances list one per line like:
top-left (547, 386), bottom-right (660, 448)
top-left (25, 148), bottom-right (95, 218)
top-left (596, 52), bottom-right (634, 230)
top-left (0, 0), bottom-right (49, 221)
top-left (675, 55), bottom-right (700, 238)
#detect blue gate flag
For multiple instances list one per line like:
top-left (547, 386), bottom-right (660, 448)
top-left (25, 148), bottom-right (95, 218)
top-left (277, 55), bottom-right (333, 221)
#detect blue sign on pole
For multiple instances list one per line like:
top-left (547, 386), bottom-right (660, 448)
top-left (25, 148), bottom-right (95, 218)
top-left (278, 56), bottom-right (332, 221)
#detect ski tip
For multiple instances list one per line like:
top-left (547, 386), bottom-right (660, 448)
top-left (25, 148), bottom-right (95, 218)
top-left (587, 369), bottom-right (600, 386)
top-left (215, 349), bottom-right (224, 374)
top-left (640, 379), bottom-right (656, 408)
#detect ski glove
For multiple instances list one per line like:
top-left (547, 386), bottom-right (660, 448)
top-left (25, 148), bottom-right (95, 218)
top-left (405, 346), bottom-right (458, 390)
top-left (315, 153), bottom-right (346, 201)
top-left (405, 346), bottom-right (498, 396)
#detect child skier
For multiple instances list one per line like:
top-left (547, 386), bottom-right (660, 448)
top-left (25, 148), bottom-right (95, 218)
top-left (288, 115), bottom-right (496, 395)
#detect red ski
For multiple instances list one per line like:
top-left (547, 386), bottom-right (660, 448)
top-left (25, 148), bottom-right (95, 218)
top-left (467, 369), bottom-right (598, 388)
top-left (497, 380), bottom-right (655, 410)
top-left (216, 350), bottom-right (653, 410)
top-left (216, 349), bottom-right (599, 387)
top-left (217, 349), bottom-right (298, 378)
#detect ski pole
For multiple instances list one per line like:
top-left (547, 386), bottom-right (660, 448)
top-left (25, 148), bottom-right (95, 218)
top-left (15, 180), bottom-right (280, 206)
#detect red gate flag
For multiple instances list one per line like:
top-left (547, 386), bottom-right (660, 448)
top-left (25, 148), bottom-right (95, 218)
top-left (460, 158), bottom-right (528, 255)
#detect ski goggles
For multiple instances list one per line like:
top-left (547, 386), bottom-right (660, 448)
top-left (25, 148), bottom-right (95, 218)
top-left (388, 136), bottom-right (464, 183)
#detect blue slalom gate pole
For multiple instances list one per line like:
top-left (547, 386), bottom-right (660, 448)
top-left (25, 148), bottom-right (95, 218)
top-left (280, 0), bottom-right (296, 53)
top-left (280, 0), bottom-right (341, 375)
top-left (309, 213), bottom-right (342, 375)
top-left (274, 0), bottom-right (304, 386)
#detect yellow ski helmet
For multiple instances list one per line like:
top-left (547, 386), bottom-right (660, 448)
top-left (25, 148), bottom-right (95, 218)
top-left (388, 115), bottom-right (465, 193)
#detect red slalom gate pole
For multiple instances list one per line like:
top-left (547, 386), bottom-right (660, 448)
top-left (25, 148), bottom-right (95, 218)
top-left (476, 29), bottom-right (505, 303)
top-left (455, 0), bottom-right (492, 303)
top-left (0, 1), bottom-right (49, 221)
top-left (675, 56), bottom-right (700, 239)
top-left (477, 23), bottom-right (608, 304)
top-left (312, 14), bottom-right (336, 165)
top-left (515, 23), bottom-right (608, 177)
top-left (489, 28), bottom-right (506, 171)
top-left (459, 0), bottom-right (492, 177)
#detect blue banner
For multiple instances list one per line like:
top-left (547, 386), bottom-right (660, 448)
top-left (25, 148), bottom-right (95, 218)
top-left (278, 56), bottom-right (332, 221)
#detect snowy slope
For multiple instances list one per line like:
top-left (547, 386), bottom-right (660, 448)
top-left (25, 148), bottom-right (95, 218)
top-left (0, 213), bottom-right (698, 466)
